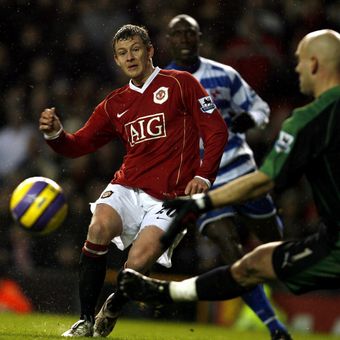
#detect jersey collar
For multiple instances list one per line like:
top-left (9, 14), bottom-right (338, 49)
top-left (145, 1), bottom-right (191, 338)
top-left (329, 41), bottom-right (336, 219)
top-left (129, 67), bottom-right (161, 93)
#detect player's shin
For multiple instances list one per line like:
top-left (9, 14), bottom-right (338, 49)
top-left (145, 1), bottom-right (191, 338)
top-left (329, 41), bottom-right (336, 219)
top-left (169, 265), bottom-right (251, 302)
top-left (195, 265), bottom-right (251, 300)
top-left (169, 277), bottom-right (199, 301)
top-left (79, 241), bottom-right (108, 320)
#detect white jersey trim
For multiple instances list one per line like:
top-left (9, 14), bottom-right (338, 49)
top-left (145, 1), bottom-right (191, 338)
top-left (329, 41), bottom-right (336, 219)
top-left (129, 67), bottom-right (161, 93)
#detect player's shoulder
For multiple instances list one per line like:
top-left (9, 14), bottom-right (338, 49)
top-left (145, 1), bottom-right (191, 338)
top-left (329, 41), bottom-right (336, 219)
top-left (95, 84), bottom-right (130, 112)
top-left (200, 57), bottom-right (239, 76)
top-left (106, 84), bottom-right (130, 98)
top-left (278, 104), bottom-right (316, 141)
top-left (284, 92), bottom-right (335, 133)
top-left (101, 84), bottom-right (129, 103)
top-left (158, 68), bottom-right (197, 83)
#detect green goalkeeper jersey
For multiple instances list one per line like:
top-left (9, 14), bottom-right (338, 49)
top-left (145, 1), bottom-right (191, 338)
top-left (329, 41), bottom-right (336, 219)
top-left (261, 86), bottom-right (340, 233)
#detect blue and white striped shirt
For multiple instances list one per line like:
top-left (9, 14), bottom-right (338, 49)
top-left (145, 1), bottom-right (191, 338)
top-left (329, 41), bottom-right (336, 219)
top-left (166, 57), bottom-right (270, 187)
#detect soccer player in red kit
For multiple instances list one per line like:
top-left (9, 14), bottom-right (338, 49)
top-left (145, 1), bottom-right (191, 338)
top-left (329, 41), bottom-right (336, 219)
top-left (39, 24), bottom-right (228, 337)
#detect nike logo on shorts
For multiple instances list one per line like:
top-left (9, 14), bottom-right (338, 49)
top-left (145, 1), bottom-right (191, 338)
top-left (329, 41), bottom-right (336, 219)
top-left (156, 217), bottom-right (168, 221)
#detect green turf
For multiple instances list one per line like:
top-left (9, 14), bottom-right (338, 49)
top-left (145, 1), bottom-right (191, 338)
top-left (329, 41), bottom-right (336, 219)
top-left (0, 312), bottom-right (337, 339)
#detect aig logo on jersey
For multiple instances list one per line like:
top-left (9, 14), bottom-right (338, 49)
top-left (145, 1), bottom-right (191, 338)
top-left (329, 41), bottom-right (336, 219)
top-left (153, 87), bottom-right (169, 104)
top-left (198, 96), bottom-right (216, 114)
top-left (275, 131), bottom-right (294, 153)
top-left (125, 113), bottom-right (166, 146)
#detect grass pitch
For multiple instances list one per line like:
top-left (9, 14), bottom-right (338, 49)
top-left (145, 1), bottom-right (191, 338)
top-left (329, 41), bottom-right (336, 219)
top-left (0, 312), bottom-right (337, 339)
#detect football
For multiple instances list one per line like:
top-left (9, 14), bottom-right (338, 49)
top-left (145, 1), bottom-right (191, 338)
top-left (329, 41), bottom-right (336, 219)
top-left (10, 176), bottom-right (68, 235)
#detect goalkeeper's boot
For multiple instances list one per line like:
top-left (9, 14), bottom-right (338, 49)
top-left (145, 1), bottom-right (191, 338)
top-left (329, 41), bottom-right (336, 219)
top-left (62, 317), bottom-right (94, 337)
top-left (93, 292), bottom-right (121, 337)
top-left (118, 268), bottom-right (172, 304)
top-left (271, 329), bottom-right (293, 340)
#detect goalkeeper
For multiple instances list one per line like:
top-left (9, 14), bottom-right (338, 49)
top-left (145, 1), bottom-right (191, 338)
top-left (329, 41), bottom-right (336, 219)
top-left (119, 29), bottom-right (340, 324)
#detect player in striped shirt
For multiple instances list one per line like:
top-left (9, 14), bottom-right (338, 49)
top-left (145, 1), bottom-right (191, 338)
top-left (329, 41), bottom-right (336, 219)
top-left (165, 15), bottom-right (290, 340)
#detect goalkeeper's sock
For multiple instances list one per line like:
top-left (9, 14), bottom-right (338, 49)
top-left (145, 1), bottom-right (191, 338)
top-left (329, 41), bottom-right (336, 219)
top-left (195, 265), bottom-right (250, 300)
top-left (79, 241), bottom-right (108, 320)
top-left (169, 266), bottom-right (250, 302)
top-left (241, 285), bottom-right (288, 334)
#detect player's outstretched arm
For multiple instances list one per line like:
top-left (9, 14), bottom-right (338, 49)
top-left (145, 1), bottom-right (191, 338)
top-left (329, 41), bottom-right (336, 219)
top-left (162, 171), bottom-right (273, 248)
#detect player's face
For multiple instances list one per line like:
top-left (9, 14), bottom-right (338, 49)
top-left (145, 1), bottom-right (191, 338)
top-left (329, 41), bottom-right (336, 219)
top-left (167, 19), bottom-right (201, 66)
top-left (295, 40), bottom-right (314, 96)
top-left (114, 35), bottom-right (154, 86)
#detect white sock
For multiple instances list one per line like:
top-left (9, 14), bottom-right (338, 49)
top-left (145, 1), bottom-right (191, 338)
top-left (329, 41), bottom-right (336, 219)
top-left (169, 276), bottom-right (198, 301)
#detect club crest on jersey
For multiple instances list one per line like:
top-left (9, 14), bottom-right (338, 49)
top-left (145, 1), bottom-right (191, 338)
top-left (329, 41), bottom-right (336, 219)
top-left (153, 87), bottom-right (169, 104)
top-left (125, 113), bottom-right (166, 146)
top-left (198, 96), bottom-right (216, 114)
top-left (275, 131), bottom-right (294, 153)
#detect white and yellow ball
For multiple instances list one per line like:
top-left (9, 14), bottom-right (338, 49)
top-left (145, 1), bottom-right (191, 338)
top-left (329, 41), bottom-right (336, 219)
top-left (10, 177), bottom-right (68, 235)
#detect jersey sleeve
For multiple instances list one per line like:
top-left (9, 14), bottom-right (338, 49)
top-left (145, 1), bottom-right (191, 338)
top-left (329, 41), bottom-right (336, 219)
top-left (260, 108), bottom-right (314, 191)
top-left (46, 101), bottom-right (116, 158)
top-left (180, 72), bottom-right (228, 184)
top-left (229, 68), bottom-right (270, 128)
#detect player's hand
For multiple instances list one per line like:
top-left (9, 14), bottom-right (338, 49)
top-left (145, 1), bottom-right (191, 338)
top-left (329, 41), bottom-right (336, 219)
top-left (39, 107), bottom-right (62, 137)
top-left (161, 193), bottom-right (213, 249)
top-left (231, 112), bottom-right (255, 133)
top-left (185, 177), bottom-right (209, 195)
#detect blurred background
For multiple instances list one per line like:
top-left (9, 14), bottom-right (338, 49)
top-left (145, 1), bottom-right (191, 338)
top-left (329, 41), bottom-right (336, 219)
top-left (0, 0), bottom-right (339, 335)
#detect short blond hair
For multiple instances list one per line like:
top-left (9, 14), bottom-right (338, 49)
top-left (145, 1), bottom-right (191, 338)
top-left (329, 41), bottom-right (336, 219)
top-left (112, 24), bottom-right (152, 55)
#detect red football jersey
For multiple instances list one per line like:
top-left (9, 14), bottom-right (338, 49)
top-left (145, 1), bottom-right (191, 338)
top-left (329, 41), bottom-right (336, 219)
top-left (47, 68), bottom-right (228, 199)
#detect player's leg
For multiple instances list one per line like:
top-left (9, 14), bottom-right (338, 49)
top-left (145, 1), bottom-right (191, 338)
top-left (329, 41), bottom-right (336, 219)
top-left (126, 226), bottom-right (165, 270)
top-left (202, 216), bottom-right (244, 264)
top-left (201, 209), bottom-right (290, 339)
top-left (118, 242), bottom-right (280, 301)
top-left (62, 203), bottom-right (123, 337)
top-left (231, 242), bottom-right (281, 286)
top-left (93, 225), bottom-right (165, 337)
top-left (94, 198), bottom-right (176, 337)
top-left (120, 231), bottom-right (340, 299)
top-left (235, 196), bottom-right (290, 339)
top-left (271, 227), bottom-right (340, 294)
top-left (236, 193), bottom-right (283, 242)
top-left (236, 214), bottom-right (283, 244)
top-left (63, 184), bottom-right (141, 337)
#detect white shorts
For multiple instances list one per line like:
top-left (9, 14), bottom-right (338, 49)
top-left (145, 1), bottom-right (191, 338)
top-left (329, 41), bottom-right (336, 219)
top-left (90, 184), bottom-right (183, 268)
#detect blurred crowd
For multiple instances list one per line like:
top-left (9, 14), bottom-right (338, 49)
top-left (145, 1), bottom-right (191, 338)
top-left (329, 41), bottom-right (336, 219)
top-left (0, 0), bottom-right (339, 282)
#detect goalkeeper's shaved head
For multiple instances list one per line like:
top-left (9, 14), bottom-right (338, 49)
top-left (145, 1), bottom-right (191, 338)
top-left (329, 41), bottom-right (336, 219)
top-left (295, 29), bottom-right (340, 97)
top-left (303, 29), bottom-right (340, 71)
